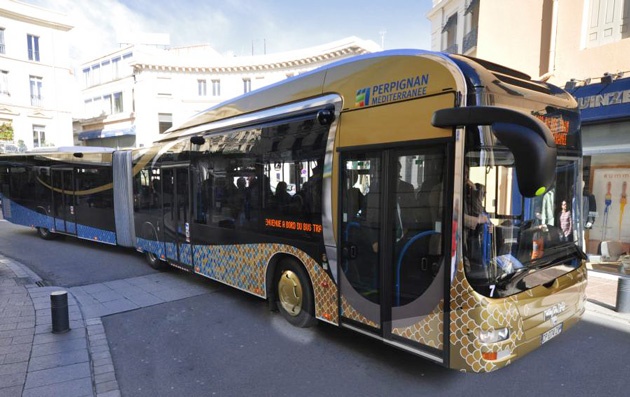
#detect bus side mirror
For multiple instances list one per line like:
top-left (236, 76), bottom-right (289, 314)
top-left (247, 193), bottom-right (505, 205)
top-left (431, 106), bottom-right (557, 197)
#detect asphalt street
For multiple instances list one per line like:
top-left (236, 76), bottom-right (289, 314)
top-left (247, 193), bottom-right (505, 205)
top-left (103, 288), bottom-right (630, 397)
top-left (0, 219), bottom-right (156, 287)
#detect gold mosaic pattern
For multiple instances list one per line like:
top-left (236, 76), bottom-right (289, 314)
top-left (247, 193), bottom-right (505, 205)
top-left (391, 301), bottom-right (444, 349)
top-left (449, 263), bottom-right (523, 373)
top-left (448, 262), bottom-right (588, 373)
top-left (341, 296), bottom-right (380, 329)
top-left (194, 243), bottom-right (338, 325)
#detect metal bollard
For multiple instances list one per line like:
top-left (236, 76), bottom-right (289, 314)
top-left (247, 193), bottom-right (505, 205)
top-left (616, 277), bottom-right (630, 314)
top-left (50, 291), bottom-right (70, 334)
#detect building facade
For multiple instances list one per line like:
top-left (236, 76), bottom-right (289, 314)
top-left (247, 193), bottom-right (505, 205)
top-left (0, 0), bottom-right (74, 151)
top-left (75, 37), bottom-right (380, 148)
top-left (427, 0), bottom-right (630, 274)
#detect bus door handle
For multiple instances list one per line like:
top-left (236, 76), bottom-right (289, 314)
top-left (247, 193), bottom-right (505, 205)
top-left (342, 244), bottom-right (358, 259)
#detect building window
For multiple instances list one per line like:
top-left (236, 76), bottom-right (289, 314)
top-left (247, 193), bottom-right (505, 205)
top-left (243, 78), bottom-right (251, 94)
top-left (198, 79), bottom-right (207, 96)
top-left (101, 60), bottom-right (111, 82)
top-left (112, 57), bottom-right (121, 79)
top-left (27, 34), bottom-right (40, 62)
top-left (29, 76), bottom-right (42, 107)
top-left (113, 92), bottom-right (123, 114)
top-left (585, 0), bottom-right (630, 48)
top-left (157, 77), bottom-right (172, 96)
top-left (33, 125), bottom-right (45, 148)
top-left (103, 94), bottom-right (112, 115)
top-left (442, 13), bottom-right (458, 53)
top-left (0, 71), bottom-right (8, 97)
top-left (0, 28), bottom-right (5, 54)
top-left (212, 79), bottom-right (220, 96)
top-left (91, 64), bottom-right (101, 86)
top-left (158, 113), bottom-right (172, 134)
top-left (82, 68), bottom-right (90, 88)
top-left (122, 52), bottom-right (133, 60)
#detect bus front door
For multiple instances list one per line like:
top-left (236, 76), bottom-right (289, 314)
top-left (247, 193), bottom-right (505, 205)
top-left (161, 166), bottom-right (193, 271)
top-left (339, 145), bottom-right (449, 362)
top-left (51, 168), bottom-right (77, 235)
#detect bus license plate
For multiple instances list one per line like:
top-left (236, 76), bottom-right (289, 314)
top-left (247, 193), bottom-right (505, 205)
top-left (541, 323), bottom-right (563, 345)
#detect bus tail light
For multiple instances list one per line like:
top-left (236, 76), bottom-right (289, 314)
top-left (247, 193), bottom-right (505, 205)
top-left (482, 352), bottom-right (497, 361)
top-left (478, 328), bottom-right (510, 344)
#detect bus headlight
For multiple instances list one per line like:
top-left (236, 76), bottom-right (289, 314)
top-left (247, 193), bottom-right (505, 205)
top-left (478, 328), bottom-right (510, 344)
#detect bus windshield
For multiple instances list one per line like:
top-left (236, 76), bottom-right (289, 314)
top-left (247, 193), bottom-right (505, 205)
top-left (463, 127), bottom-right (584, 298)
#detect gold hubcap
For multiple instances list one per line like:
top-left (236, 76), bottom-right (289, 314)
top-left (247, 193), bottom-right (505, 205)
top-left (278, 270), bottom-right (303, 316)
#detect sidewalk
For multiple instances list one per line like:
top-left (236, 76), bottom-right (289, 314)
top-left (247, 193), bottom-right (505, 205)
top-left (0, 255), bottom-right (120, 397)
top-left (1, 253), bottom-right (211, 397)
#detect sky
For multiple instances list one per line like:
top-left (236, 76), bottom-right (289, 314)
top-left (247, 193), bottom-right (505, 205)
top-left (26, 0), bottom-right (434, 63)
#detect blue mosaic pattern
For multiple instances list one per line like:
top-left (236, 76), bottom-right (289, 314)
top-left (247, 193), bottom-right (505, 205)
top-left (179, 243), bottom-right (192, 266)
top-left (3, 199), bottom-right (53, 229)
top-left (55, 219), bottom-right (65, 232)
top-left (3, 198), bottom-right (116, 245)
top-left (76, 224), bottom-right (116, 244)
top-left (165, 242), bottom-right (178, 260)
top-left (137, 237), bottom-right (166, 259)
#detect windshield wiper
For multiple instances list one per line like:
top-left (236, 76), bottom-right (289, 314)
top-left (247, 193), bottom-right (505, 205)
top-left (494, 245), bottom-right (585, 289)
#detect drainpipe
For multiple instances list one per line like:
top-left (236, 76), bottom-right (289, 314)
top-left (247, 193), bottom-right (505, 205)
top-left (548, 0), bottom-right (559, 74)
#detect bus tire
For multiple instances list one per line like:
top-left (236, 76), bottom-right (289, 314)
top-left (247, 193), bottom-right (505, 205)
top-left (36, 227), bottom-right (56, 240)
top-left (275, 259), bottom-right (317, 328)
top-left (145, 251), bottom-right (168, 271)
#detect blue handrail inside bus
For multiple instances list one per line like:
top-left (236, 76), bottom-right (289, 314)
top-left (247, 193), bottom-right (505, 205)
top-left (396, 230), bottom-right (438, 306)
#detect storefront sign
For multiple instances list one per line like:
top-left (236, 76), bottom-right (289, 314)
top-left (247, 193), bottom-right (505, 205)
top-left (568, 77), bottom-right (630, 124)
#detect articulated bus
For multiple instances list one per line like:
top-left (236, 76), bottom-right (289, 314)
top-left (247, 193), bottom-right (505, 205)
top-left (0, 50), bottom-right (587, 372)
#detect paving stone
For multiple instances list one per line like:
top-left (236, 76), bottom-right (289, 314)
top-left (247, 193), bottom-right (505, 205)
top-left (95, 370), bottom-right (116, 384)
top-left (0, 385), bottom-right (22, 397)
top-left (97, 390), bottom-right (121, 397)
top-left (102, 299), bottom-right (139, 313)
top-left (25, 362), bottom-right (90, 389)
top-left (90, 338), bottom-right (109, 348)
top-left (0, 361), bottom-right (27, 375)
top-left (92, 357), bottom-right (113, 368)
top-left (91, 290), bottom-right (122, 304)
top-left (0, 338), bottom-right (10, 347)
top-left (124, 291), bottom-right (164, 307)
top-left (33, 329), bottom-right (85, 345)
top-left (28, 349), bottom-right (89, 372)
top-left (91, 351), bottom-right (112, 361)
top-left (0, 328), bottom-right (33, 339)
top-left (10, 335), bottom-right (32, 345)
top-left (89, 344), bottom-right (110, 354)
top-left (22, 377), bottom-right (93, 397)
top-left (96, 380), bottom-right (118, 394)
top-left (31, 337), bottom-right (86, 358)
top-left (3, 350), bottom-right (30, 364)
top-left (93, 363), bottom-right (115, 375)
top-left (0, 342), bottom-right (30, 355)
top-left (0, 371), bottom-right (26, 388)
top-left (102, 279), bottom-right (134, 291)
top-left (80, 283), bottom-right (111, 294)
top-left (85, 318), bottom-right (102, 326)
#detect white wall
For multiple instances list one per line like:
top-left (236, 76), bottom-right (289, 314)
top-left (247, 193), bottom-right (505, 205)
top-left (0, 0), bottom-right (73, 149)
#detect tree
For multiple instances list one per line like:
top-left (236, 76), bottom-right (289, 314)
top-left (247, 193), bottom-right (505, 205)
top-left (0, 122), bottom-right (13, 141)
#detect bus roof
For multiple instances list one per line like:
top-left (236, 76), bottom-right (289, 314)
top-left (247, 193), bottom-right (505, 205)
top-left (158, 49), bottom-right (577, 143)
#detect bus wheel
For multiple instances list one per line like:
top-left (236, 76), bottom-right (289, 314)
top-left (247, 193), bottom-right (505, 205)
top-left (145, 252), bottom-right (168, 271)
top-left (36, 227), bottom-right (56, 240)
top-left (275, 260), bottom-right (316, 328)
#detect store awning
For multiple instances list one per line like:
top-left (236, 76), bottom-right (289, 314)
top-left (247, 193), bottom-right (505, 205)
top-left (79, 125), bottom-right (136, 141)
top-left (568, 76), bottom-right (630, 124)
top-left (465, 0), bottom-right (479, 15)
top-left (442, 14), bottom-right (457, 33)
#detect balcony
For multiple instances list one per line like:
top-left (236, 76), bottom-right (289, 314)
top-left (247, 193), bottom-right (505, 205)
top-left (463, 27), bottom-right (478, 53)
top-left (444, 43), bottom-right (459, 54)
top-left (31, 96), bottom-right (43, 107)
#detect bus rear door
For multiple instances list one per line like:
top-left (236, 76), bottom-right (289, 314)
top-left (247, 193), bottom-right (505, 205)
top-left (161, 165), bottom-right (193, 271)
top-left (51, 168), bottom-right (77, 235)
